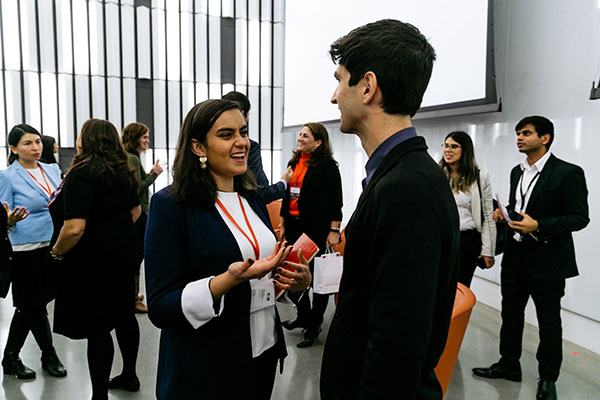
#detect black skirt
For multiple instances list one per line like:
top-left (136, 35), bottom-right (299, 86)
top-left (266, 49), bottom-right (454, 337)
top-left (10, 246), bottom-right (55, 309)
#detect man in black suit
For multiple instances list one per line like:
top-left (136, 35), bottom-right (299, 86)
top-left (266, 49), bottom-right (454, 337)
top-left (473, 116), bottom-right (589, 400)
top-left (319, 20), bottom-right (460, 399)
top-left (222, 91), bottom-right (292, 203)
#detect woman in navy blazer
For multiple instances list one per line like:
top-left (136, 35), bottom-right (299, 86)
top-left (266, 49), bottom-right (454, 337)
top-left (0, 124), bottom-right (66, 380)
top-left (145, 99), bottom-right (311, 400)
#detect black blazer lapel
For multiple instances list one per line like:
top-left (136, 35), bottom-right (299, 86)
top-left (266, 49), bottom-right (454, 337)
top-left (525, 155), bottom-right (557, 213)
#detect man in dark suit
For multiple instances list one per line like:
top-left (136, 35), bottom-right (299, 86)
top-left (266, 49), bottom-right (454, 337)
top-left (319, 20), bottom-right (460, 399)
top-left (472, 116), bottom-right (589, 400)
top-left (222, 91), bottom-right (292, 203)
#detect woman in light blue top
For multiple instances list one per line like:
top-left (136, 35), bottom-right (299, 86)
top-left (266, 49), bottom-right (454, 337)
top-left (0, 124), bottom-right (66, 380)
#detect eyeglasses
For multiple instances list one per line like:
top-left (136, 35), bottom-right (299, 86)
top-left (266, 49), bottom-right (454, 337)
top-left (441, 143), bottom-right (461, 150)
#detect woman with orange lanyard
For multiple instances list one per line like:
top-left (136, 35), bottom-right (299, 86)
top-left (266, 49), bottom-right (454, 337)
top-left (280, 122), bottom-right (343, 348)
top-left (0, 124), bottom-right (66, 379)
top-left (145, 99), bottom-right (312, 399)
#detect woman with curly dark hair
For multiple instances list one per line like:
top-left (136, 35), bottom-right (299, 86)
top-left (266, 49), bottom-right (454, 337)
top-left (48, 119), bottom-right (141, 400)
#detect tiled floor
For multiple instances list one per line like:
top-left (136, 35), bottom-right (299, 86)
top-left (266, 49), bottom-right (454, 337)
top-left (1, 293), bottom-right (599, 399)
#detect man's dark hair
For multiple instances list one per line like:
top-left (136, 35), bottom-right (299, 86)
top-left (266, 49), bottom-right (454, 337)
top-left (222, 91), bottom-right (251, 116)
top-left (329, 19), bottom-right (436, 117)
top-left (515, 115), bottom-right (554, 150)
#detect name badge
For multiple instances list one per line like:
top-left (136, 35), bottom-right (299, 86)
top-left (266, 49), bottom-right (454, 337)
top-left (250, 276), bottom-right (275, 313)
top-left (290, 186), bottom-right (301, 200)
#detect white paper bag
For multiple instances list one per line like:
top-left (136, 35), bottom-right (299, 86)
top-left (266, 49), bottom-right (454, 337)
top-left (313, 248), bottom-right (343, 294)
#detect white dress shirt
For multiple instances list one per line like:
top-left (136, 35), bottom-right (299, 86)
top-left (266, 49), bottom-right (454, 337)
top-left (513, 151), bottom-right (552, 241)
top-left (180, 191), bottom-right (278, 358)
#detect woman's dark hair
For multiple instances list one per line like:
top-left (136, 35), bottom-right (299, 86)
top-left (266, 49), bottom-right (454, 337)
top-left (69, 119), bottom-right (138, 192)
top-left (289, 122), bottom-right (336, 167)
top-left (122, 122), bottom-right (149, 155)
top-left (7, 124), bottom-right (42, 165)
top-left (40, 136), bottom-right (58, 164)
top-left (439, 130), bottom-right (479, 193)
top-left (171, 99), bottom-right (256, 206)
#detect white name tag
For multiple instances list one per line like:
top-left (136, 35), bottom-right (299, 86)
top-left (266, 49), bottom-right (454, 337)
top-left (250, 276), bottom-right (275, 313)
top-left (290, 186), bottom-right (301, 200)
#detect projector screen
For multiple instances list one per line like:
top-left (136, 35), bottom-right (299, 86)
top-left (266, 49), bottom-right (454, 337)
top-left (283, 0), bottom-right (495, 127)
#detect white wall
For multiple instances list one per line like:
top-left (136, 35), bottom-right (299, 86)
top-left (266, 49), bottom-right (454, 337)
top-left (280, 0), bottom-right (600, 354)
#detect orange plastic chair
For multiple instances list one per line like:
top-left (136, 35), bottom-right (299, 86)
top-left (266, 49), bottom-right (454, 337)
top-left (434, 283), bottom-right (476, 397)
top-left (266, 200), bottom-right (282, 241)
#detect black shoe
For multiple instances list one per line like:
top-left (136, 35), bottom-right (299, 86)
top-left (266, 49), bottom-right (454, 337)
top-left (41, 352), bottom-right (67, 377)
top-left (472, 362), bottom-right (522, 382)
top-left (297, 328), bottom-right (321, 348)
top-left (536, 379), bottom-right (557, 400)
top-left (2, 355), bottom-right (36, 380)
top-left (282, 318), bottom-right (307, 331)
top-left (108, 374), bottom-right (141, 392)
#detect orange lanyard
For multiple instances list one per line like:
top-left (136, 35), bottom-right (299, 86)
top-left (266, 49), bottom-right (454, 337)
top-left (25, 165), bottom-right (52, 197)
top-left (216, 194), bottom-right (260, 259)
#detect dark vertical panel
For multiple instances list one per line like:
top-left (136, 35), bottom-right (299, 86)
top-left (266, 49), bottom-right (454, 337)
top-left (178, 0), bottom-right (182, 123)
top-left (34, 0), bottom-right (43, 132)
top-left (269, 0), bottom-right (274, 180)
top-left (101, 0), bottom-right (108, 117)
top-left (192, 0), bottom-right (196, 101)
top-left (220, 17), bottom-right (235, 84)
top-left (87, 0), bottom-right (93, 116)
top-left (69, 0), bottom-right (77, 141)
top-left (164, 4), bottom-right (169, 165)
top-left (51, 0), bottom-right (62, 146)
top-left (258, 0), bottom-right (262, 144)
top-left (136, 78), bottom-right (153, 141)
top-left (0, 4), bottom-right (8, 137)
top-left (118, 0), bottom-right (124, 125)
top-left (16, 0), bottom-right (26, 122)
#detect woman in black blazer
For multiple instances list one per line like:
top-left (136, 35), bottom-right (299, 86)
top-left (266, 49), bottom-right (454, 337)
top-left (280, 122), bottom-right (343, 348)
top-left (145, 99), bottom-right (311, 399)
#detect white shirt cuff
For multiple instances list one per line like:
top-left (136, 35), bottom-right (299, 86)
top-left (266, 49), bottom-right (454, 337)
top-left (278, 179), bottom-right (288, 190)
top-left (181, 276), bottom-right (225, 329)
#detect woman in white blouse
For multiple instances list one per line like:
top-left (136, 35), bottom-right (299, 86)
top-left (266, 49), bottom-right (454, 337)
top-left (440, 131), bottom-right (496, 287)
top-left (144, 99), bottom-right (311, 400)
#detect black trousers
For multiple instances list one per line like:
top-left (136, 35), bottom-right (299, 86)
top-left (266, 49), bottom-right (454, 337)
top-left (284, 216), bottom-right (329, 331)
top-left (250, 343), bottom-right (279, 400)
top-left (499, 241), bottom-right (565, 382)
top-left (458, 229), bottom-right (482, 288)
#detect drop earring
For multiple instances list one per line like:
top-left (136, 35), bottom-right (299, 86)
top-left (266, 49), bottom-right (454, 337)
top-left (199, 156), bottom-right (208, 169)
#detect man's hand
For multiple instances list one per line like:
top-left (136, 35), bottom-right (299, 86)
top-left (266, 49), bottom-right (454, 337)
top-left (509, 212), bottom-right (538, 234)
top-left (281, 166), bottom-right (293, 183)
top-left (478, 255), bottom-right (495, 268)
top-left (4, 202), bottom-right (29, 227)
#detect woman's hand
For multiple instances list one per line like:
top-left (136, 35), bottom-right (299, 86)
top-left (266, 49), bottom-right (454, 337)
top-left (4, 202), bottom-right (29, 227)
top-left (326, 231), bottom-right (341, 248)
top-left (273, 249), bottom-right (312, 293)
top-left (479, 255), bottom-right (495, 268)
top-left (150, 160), bottom-right (164, 176)
top-left (227, 241), bottom-right (292, 282)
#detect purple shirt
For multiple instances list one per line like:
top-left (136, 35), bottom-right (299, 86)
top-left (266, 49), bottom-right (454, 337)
top-left (363, 127), bottom-right (417, 189)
